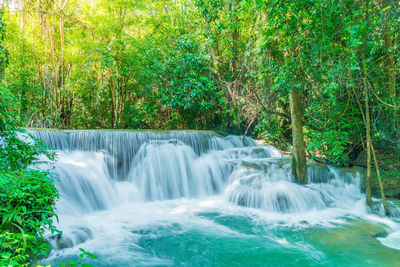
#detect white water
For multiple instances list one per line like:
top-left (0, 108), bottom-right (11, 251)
top-left (29, 130), bottom-right (400, 265)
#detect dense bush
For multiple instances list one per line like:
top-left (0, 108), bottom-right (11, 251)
top-left (1, 85), bottom-right (58, 266)
top-left (157, 35), bottom-right (227, 129)
top-left (0, 169), bottom-right (58, 266)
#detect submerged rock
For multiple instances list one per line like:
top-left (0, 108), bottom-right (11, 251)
top-left (52, 226), bottom-right (93, 250)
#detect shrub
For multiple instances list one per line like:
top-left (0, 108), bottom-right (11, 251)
top-left (0, 169), bottom-right (59, 266)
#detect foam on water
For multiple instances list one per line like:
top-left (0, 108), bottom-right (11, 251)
top-left (28, 130), bottom-right (400, 266)
top-left (379, 230), bottom-right (400, 250)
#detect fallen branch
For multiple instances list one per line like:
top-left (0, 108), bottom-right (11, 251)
top-left (242, 115), bottom-right (257, 143)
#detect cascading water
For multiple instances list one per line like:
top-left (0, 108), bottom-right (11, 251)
top-left (30, 130), bottom-right (400, 266)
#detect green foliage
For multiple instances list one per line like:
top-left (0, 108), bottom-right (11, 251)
top-left (305, 91), bottom-right (364, 165)
top-left (254, 0), bottom-right (400, 165)
top-left (0, 87), bottom-right (54, 170)
top-left (255, 113), bottom-right (288, 150)
top-left (0, 170), bottom-right (59, 266)
top-left (0, 14), bottom-right (58, 266)
top-left (0, 85), bottom-right (57, 265)
top-left (195, 0), bottom-right (225, 23)
top-left (0, 12), bottom-right (8, 75)
top-left (58, 248), bottom-right (98, 267)
top-left (381, 169), bottom-right (400, 181)
top-left (307, 130), bottom-right (350, 166)
top-left (2, 20), bottom-right (43, 123)
top-left (157, 35), bottom-right (226, 128)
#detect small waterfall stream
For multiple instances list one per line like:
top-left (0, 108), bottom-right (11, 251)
top-left (30, 130), bottom-right (400, 266)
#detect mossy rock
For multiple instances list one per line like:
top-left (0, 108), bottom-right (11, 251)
top-left (355, 166), bottom-right (400, 199)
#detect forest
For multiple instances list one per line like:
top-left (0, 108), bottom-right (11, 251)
top-left (1, 0), bottom-right (400, 266)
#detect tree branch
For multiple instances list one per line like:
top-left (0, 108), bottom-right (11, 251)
top-left (370, 82), bottom-right (399, 110)
top-left (254, 91), bottom-right (290, 120)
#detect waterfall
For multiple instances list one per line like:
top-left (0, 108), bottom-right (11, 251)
top-left (30, 129), bottom-right (367, 216)
top-left (31, 130), bottom-right (271, 215)
top-left (29, 130), bottom-right (400, 265)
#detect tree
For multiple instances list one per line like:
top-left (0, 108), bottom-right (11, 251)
top-left (290, 88), bottom-right (307, 184)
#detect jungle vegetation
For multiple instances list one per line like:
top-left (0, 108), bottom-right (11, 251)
top-left (0, 0), bottom-right (399, 264)
top-left (0, 0), bottom-right (397, 162)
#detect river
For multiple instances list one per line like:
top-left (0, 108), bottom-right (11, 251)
top-left (31, 130), bottom-right (400, 266)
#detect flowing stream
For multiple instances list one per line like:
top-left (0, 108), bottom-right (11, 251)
top-left (31, 130), bottom-right (400, 266)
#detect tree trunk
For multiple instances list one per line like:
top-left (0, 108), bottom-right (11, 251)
top-left (364, 54), bottom-right (372, 207)
top-left (371, 143), bottom-right (390, 215)
top-left (290, 88), bottom-right (307, 184)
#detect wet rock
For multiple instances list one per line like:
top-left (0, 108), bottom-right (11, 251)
top-left (72, 226), bottom-right (93, 244)
top-left (56, 235), bottom-right (73, 249)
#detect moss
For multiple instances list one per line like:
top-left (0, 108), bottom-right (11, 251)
top-left (353, 149), bottom-right (400, 199)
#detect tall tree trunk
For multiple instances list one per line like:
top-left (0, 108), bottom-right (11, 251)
top-left (109, 70), bottom-right (116, 129)
top-left (47, 26), bottom-right (56, 113)
top-left (381, 1), bottom-right (396, 97)
top-left (351, 62), bottom-right (387, 211)
top-left (60, 0), bottom-right (65, 89)
top-left (290, 88), bottom-right (307, 184)
top-left (19, 0), bottom-right (26, 32)
top-left (384, 28), bottom-right (396, 97)
top-left (363, 0), bottom-right (372, 207)
top-left (230, 0), bottom-right (239, 80)
top-left (364, 54), bottom-right (372, 207)
top-left (383, 8), bottom-right (398, 141)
